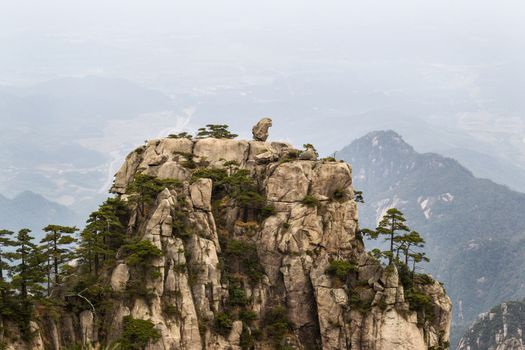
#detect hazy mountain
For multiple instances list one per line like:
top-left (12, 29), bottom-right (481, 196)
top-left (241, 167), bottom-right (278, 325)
top-left (0, 76), bottom-right (189, 217)
top-left (443, 147), bottom-right (525, 194)
top-left (338, 130), bottom-right (525, 346)
top-left (0, 191), bottom-right (81, 237)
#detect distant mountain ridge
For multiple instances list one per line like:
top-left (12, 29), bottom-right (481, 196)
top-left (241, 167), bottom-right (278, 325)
top-left (338, 130), bottom-right (525, 346)
top-left (0, 191), bottom-right (81, 236)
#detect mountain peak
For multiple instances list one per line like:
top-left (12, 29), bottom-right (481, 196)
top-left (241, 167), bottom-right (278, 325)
top-left (357, 130), bottom-right (415, 154)
top-left (337, 130), bottom-right (417, 183)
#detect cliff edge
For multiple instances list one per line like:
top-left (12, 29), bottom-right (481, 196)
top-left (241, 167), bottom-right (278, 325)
top-left (3, 122), bottom-right (451, 349)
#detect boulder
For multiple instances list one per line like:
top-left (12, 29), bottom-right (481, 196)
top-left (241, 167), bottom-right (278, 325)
top-left (252, 117), bottom-right (272, 141)
top-left (190, 178), bottom-right (212, 211)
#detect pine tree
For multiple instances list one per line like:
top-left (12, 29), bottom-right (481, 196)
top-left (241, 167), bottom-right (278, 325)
top-left (395, 230), bottom-right (426, 265)
top-left (195, 124), bottom-right (238, 139)
top-left (79, 198), bottom-right (128, 275)
top-left (40, 225), bottom-right (78, 292)
top-left (375, 208), bottom-right (410, 264)
top-left (408, 251), bottom-right (430, 273)
top-left (0, 230), bottom-right (15, 298)
top-left (0, 229), bottom-right (16, 342)
top-left (10, 229), bottom-right (46, 337)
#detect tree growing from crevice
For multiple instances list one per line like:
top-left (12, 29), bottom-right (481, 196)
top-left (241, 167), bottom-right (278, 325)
top-left (363, 208), bottom-right (430, 273)
top-left (395, 230), bottom-right (426, 266)
top-left (376, 208), bottom-right (410, 264)
top-left (126, 174), bottom-right (181, 215)
top-left (79, 198), bottom-right (129, 275)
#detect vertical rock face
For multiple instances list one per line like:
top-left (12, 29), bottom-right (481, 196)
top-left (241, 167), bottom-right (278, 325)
top-left (8, 134), bottom-right (451, 349)
top-left (458, 301), bottom-right (525, 350)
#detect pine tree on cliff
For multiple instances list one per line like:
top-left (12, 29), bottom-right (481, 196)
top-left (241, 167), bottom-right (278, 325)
top-left (395, 230), bottom-right (425, 265)
top-left (79, 198), bottom-right (128, 275)
top-left (10, 229), bottom-right (46, 337)
top-left (0, 230), bottom-right (15, 298)
top-left (409, 251), bottom-right (430, 273)
top-left (376, 208), bottom-right (410, 264)
top-left (40, 225), bottom-right (78, 292)
top-left (0, 229), bottom-right (16, 341)
top-left (196, 124), bottom-right (238, 139)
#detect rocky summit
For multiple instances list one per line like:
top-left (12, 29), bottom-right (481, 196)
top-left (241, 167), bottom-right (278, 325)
top-left (2, 123), bottom-right (451, 349)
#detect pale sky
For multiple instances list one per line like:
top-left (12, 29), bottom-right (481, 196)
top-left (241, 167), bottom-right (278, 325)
top-left (2, 0), bottom-right (525, 204)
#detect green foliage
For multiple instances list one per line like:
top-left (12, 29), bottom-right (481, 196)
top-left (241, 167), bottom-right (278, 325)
top-left (40, 225), bottom-right (78, 289)
top-left (236, 190), bottom-right (265, 210)
top-left (239, 310), bottom-right (258, 322)
top-left (397, 262), bottom-right (414, 291)
top-left (124, 240), bottom-right (163, 269)
top-left (429, 343), bottom-right (450, 350)
top-left (66, 275), bottom-right (114, 319)
top-left (397, 262), bottom-right (436, 324)
top-left (196, 124), bottom-right (238, 139)
top-left (192, 166), bottom-right (268, 221)
top-left (322, 157), bottom-right (337, 162)
top-left (126, 174), bottom-right (181, 206)
top-left (214, 312), bottom-right (234, 336)
top-left (405, 289), bottom-right (435, 323)
top-left (223, 239), bottom-right (264, 285)
top-left (301, 195), bottom-right (319, 208)
top-left (0, 229), bottom-right (16, 318)
top-left (395, 230), bottom-right (426, 266)
top-left (228, 287), bottom-right (249, 307)
top-left (8, 229), bottom-right (47, 338)
top-left (167, 132), bottom-right (192, 139)
top-left (124, 280), bottom-right (156, 301)
top-left (79, 198), bottom-right (129, 275)
top-left (260, 204), bottom-right (277, 219)
top-left (263, 306), bottom-right (292, 345)
top-left (64, 343), bottom-right (121, 350)
top-left (240, 326), bottom-right (256, 350)
top-left (175, 152), bottom-right (197, 169)
top-left (121, 239), bottom-right (162, 300)
top-left (348, 291), bottom-right (373, 313)
top-left (222, 160), bottom-right (240, 172)
top-left (171, 209), bottom-right (192, 238)
top-left (326, 260), bottom-right (358, 282)
top-left (414, 273), bottom-right (434, 285)
top-left (191, 168), bottom-right (228, 188)
top-left (366, 208), bottom-right (410, 264)
top-left (119, 316), bottom-right (161, 350)
top-left (163, 304), bottom-right (181, 318)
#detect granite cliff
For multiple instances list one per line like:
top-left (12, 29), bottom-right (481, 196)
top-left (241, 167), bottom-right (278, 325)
top-left (458, 301), bottom-right (525, 350)
top-left (2, 121), bottom-right (451, 349)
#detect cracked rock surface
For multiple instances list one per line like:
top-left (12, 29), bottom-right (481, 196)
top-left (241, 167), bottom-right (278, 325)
top-left (5, 136), bottom-right (451, 350)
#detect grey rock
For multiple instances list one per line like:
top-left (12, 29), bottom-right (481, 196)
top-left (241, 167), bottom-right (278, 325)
top-left (299, 146), bottom-right (317, 160)
top-left (6, 130), bottom-right (451, 350)
top-left (251, 117), bottom-right (272, 141)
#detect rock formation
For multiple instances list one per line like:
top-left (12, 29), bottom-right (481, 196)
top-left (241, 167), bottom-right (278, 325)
top-left (252, 118), bottom-right (272, 141)
top-left (2, 127), bottom-right (451, 349)
top-left (458, 301), bottom-right (525, 350)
